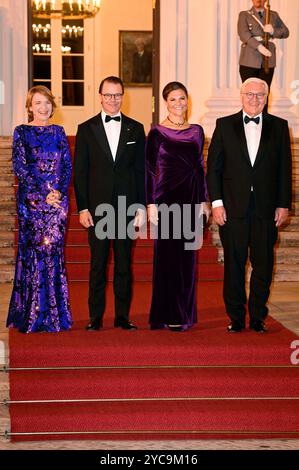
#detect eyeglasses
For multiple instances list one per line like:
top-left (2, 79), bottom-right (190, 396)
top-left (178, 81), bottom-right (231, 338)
top-left (242, 92), bottom-right (267, 100)
top-left (102, 93), bottom-right (123, 101)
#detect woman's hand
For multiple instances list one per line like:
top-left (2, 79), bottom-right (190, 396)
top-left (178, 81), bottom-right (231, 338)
top-left (147, 204), bottom-right (159, 225)
top-left (46, 190), bottom-right (61, 208)
top-left (202, 202), bottom-right (211, 220)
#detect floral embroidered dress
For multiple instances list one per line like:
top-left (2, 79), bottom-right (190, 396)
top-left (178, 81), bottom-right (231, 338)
top-left (7, 124), bottom-right (73, 333)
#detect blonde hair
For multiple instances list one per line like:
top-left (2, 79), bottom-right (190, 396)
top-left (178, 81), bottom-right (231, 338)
top-left (26, 85), bottom-right (56, 122)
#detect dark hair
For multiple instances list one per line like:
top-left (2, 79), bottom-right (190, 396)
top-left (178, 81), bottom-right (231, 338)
top-left (162, 81), bottom-right (188, 100)
top-left (26, 85), bottom-right (56, 122)
top-left (98, 76), bottom-right (124, 94)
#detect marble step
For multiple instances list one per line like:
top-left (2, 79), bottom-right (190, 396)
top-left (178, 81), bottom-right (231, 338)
top-left (275, 247), bottom-right (299, 263)
top-left (0, 151), bottom-right (12, 161)
top-left (278, 232), bottom-right (299, 246)
top-left (0, 264), bottom-right (14, 282)
top-left (0, 409), bottom-right (10, 436)
top-left (273, 264), bottom-right (299, 282)
top-left (0, 194), bottom-right (15, 203)
top-left (0, 157), bottom-right (12, 167)
top-left (285, 216), bottom-right (299, 230)
top-left (244, 264), bottom-right (299, 281)
top-left (0, 165), bottom-right (13, 173)
top-left (0, 178), bottom-right (14, 187)
top-left (216, 246), bottom-right (299, 264)
top-left (0, 247), bottom-right (14, 260)
top-left (292, 202), bottom-right (299, 215)
top-left (0, 375), bottom-right (9, 403)
top-left (0, 186), bottom-right (14, 196)
top-left (0, 232), bottom-right (14, 245)
top-left (0, 201), bottom-right (16, 213)
top-left (211, 229), bottom-right (299, 247)
top-left (212, 231), bottom-right (299, 247)
top-left (0, 216), bottom-right (15, 229)
top-left (0, 137), bottom-right (12, 146)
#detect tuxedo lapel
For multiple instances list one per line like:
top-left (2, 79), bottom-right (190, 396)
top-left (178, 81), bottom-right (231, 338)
top-left (253, 113), bottom-right (272, 168)
top-left (90, 113), bottom-right (114, 164)
top-left (233, 111), bottom-right (252, 167)
top-left (114, 114), bottom-right (134, 165)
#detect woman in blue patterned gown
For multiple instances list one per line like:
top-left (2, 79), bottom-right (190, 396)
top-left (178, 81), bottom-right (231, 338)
top-left (7, 86), bottom-right (73, 333)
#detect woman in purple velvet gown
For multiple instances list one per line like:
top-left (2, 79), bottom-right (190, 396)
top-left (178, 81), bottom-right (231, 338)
top-left (7, 86), bottom-right (73, 333)
top-left (146, 82), bottom-right (210, 332)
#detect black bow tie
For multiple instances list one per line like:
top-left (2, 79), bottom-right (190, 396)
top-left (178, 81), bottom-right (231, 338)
top-left (258, 11), bottom-right (263, 20)
top-left (105, 115), bottom-right (121, 123)
top-left (244, 115), bottom-right (260, 125)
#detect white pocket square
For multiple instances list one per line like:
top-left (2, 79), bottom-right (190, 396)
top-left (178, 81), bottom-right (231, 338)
top-left (126, 141), bottom-right (136, 145)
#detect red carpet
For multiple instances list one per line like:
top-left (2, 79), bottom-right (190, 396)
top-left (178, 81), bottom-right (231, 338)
top-left (8, 281), bottom-right (299, 441)
top-left (7, 137), bottom-right (299, 441)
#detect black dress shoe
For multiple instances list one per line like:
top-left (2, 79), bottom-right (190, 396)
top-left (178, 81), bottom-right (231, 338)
top-left (227, 321), bottom-right (245, 333)
top-left (114, 321), bottom-right (138, 330)
top-left (85, 322), bottom-right (102, 331)
top-left (250, 320), bottom-right (267, 333)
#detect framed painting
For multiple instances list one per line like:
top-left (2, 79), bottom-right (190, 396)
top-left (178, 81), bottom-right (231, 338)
top-left (119, 30), bottom-right (152, 87)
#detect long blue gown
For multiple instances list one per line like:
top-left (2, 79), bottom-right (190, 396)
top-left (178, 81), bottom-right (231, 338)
top-left (7, 124), bottom-right (73, 333)
top-left (146, 125), bottom-right (207, 329)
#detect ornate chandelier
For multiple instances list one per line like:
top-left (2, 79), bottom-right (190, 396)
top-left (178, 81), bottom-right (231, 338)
top-left (32, 1), bottom-right (101, 19)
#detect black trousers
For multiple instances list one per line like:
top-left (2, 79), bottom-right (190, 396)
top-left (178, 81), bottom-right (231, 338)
top-left (88, 221), bottom-right (133, 325)
top-left (219, 198), bottom-right (278, 325)
top-left (239, 65), bottom-right (274, 112)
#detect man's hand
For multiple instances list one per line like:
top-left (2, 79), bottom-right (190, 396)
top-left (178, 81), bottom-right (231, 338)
top-left (79, 210), bottom-right (94, 228)
top-left (147, 204), bottom-right (159, 226)
top-left (257, 44), bottom-right (272, 57)
top-left (274, 208), bottom-right (289, 227)
top-left (133, 209), bottom-right (146, 228)
top-left (212, 205), bottom-right (227, 226)
top-left (263, 23), bottom-right (274, 35)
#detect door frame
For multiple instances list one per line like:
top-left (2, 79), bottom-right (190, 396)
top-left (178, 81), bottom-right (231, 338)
top-left (152, 0), bottom-right (160, 125)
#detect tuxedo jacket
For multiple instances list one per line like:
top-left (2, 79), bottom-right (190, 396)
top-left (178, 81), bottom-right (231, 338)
top-left (74, 112), bottom-right (146, 216)
top-left (238, 7), bottom-right (289, 69)
top-left (207, 111), bottom-right (292, 219)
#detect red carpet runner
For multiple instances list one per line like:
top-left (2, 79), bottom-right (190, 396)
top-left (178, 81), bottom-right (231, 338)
top-left (7, 138), bottom-right (299, 441)
top-left (8, 281), bottom-right (299, 441)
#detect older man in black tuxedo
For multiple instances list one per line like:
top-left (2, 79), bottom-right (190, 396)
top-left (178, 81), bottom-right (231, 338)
top-left (207, 78), bottom-right (292, 333)
top-left (74, 76), bottom-right (146, 331)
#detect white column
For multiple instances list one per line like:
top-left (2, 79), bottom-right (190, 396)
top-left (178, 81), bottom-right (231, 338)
top-left (159, 0), bottom-right (189, 120)
top-left (201, 0), bottom-right (243, 136)
top-left (268, 0), bottom-right (299, 138)
top-left (0, 0), bottom-right (28, 136)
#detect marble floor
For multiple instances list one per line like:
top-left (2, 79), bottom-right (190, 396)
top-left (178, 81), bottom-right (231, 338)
top-left (0, 282), bottom-right (298, 451)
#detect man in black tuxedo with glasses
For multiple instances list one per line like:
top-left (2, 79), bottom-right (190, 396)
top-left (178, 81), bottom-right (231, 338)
top-left (74, 76), bottom-right (146, 331)
top-left (207, 78), bottom-right (292, 334)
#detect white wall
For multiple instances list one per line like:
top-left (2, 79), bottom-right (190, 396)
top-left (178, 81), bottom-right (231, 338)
top-left (0, 0), bottom-right (28, 136)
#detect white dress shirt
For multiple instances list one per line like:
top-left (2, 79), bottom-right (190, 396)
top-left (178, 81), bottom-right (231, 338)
top-left (101, 110), bottom-right (122, 161)
top-left (243, 111), bottom-right (262, 167)
top-left (212, 112), bottom-right (263, 208)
